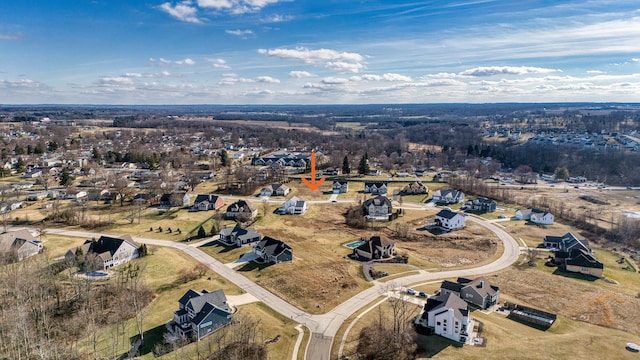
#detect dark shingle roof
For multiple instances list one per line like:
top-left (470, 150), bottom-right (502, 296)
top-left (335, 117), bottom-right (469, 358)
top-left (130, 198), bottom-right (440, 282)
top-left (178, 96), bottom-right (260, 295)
top-left (440, 280), bottom-right (463, 293)
top-left (436, 209), bottom-right (460, 219)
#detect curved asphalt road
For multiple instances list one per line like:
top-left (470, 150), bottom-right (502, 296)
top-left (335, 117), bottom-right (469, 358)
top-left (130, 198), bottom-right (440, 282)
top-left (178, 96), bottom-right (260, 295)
top-left (43, 211), bottom-right (521, 360)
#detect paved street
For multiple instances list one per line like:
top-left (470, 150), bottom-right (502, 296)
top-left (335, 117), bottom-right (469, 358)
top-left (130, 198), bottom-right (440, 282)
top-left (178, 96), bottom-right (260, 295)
top-left (42, 207), bottom-right (521, 360)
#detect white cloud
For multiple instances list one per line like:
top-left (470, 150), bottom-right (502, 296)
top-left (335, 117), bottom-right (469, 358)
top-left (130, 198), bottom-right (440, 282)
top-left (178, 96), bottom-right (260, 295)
top-left (259, 47), bottom-right (364, 63)
top-left (586, 70), bottom-right (605, 74)
top-left (0, 32), bottom-right (22, 40)
top-left (176, 58), bottom-right (196, 65)
top-left (196, 0), bottom-right (285, 14)
top-left (263, 14), bottom-right (293, 23)
top-left (125, 73), bottom-right (144, 78)
top-left (633, 58), bottom-right (640, 62)
top-left (459, 66), bottom-right (560, 77)
top-left (225, 29), bottom-right (254, 38)
top-left (207, 58), bottom-right (230, 69)
top-left (0, 79), bottom-right (47, 89)
top-left (99, 77), bottom-right (135, 86)
top-left (159, 58), bottom-right (172, 64)
top-left (289, 71), bottom-right (314, 78)
top-left (356, 73), bottom-right (412, 82)
top-left (259, 47), bottom-right (366, 73)
top-left (159, 1), bottom-right (202, 24)
top-left (321, 77), bottom-right (349, 85)
top-left (256, 76), bottom-right (280, 83)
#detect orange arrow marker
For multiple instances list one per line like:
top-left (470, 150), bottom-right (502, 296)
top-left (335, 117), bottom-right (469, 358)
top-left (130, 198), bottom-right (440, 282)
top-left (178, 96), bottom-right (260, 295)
top-left (301, 151), bottom-right (325, 191)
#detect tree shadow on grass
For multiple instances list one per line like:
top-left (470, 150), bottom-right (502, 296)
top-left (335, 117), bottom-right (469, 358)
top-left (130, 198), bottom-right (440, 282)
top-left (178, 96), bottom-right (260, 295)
top-left (415, 331), bottom-right (462, 357)
top-left (236, 261), bottom-right (274, 272)
top-left (126, 323), bottom-right (167, 358)
top-left (200, 241), bottom-right (236, 254)
top-left (552, 268), bottom-right (599, 281)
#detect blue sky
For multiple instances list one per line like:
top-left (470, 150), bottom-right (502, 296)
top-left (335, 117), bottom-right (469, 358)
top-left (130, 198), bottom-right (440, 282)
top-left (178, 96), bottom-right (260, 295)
top-left (1, 0), bottom-right (639, 104)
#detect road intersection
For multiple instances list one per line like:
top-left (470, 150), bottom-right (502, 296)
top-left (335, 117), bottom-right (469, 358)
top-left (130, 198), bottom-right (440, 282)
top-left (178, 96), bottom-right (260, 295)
top-left (42, 206), bottom-right (521, 360)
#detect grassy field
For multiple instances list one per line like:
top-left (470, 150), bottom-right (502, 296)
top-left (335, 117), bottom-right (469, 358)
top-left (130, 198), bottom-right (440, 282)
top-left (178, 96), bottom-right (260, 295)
top-left (335, 290), bottom-right (640, 360)
top-left (416, 307), bottom-right (640, 360)
top-left (79, 245), bottom-right (245, 359)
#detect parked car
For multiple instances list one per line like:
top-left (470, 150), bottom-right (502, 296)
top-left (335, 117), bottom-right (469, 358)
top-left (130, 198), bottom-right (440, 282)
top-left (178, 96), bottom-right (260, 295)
top-left (406, 288), bottom-right (417, 295)
top-left (418, 291), bottom-right (428, 298)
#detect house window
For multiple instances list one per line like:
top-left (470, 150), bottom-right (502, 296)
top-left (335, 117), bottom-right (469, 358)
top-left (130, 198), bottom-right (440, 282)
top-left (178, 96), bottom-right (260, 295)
top-left (436, 322), bottom-right (441, 326)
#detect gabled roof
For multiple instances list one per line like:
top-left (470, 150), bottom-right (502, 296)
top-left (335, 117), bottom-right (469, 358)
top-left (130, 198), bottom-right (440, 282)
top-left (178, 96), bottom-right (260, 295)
top-left (436, 209), bottom-right (461, 220)
top-left (191, 302), bottom-right (231, 326)
top-left (566, 248), bottom-right (603, 269)
top-left (426, 292), bottom-right (469, 321)
top-left (184, 289), bottom-right (229, 314)
top-left (363, 195), bottom-right (392, 208)
top-left (86, 235), bottom-right (139, 258)
top-left (354, 235), bottom-right (395, 255)
top-left (333, 180), bottom-right (348, 186)
top-left (440, 280), bottom-right (463, 293)
top-left (194, 194), bottom-right (220, 204)
top-left (255, 236), bottom-right (291, 258)
top-left (544, 232), bottom-right (589, 252)
top-left (0, 229), bottom-right (38, 253)
top-left (462, 277), bottom-right (499, 298)
top-left (227, 200), bottom-right (256, 213)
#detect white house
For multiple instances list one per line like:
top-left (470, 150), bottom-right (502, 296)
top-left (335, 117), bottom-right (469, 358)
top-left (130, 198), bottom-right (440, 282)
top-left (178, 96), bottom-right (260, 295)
top-left (530, 211), bottom-right (554, 225)
top-left (432, 189), bottom-right (465, 204)
top-left (66, 235), bottom-right (140, 270)
top-left (415, 292), bottom-right (473, 343)
top-left (276, 196), bottom-right (307, 215)
top-left (434, 209), bottom-right (466, 230)
top-left (515, 208), bottom-right (554, 225)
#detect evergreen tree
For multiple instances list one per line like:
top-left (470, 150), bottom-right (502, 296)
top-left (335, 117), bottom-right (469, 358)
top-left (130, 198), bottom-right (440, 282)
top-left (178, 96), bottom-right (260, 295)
top-left (210, 223), bottom-right (218, 236)
top-left (59, 168), bottom-right (72, 187)
top-left (220, 149), bottom-right (229, 167)
top-left (197, 225), bottom-right (206, 238)
top-left (342, 155), bottom-right (351, 174)
top-left (357, 153), bottom-right (370, 175)
top-left (15, 158), bottom-right (26, 173)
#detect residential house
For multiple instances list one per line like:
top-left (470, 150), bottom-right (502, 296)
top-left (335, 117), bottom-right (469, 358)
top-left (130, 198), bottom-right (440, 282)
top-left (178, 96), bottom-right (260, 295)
top-left (543, 232), bottom-right (603, 277)
top-left (218, 225), bottom-right (262, 247)
top-left (400, 181), bottom-right (428, 195)
top-left (352, 235), bottom-right (396, 261)
top-left (439, 277), bottom-right (500, 310)
top-left (165, 289), bottom-right (232, 341)
top-left (432, 189), bottom-right (465, 204)
top-left (543, 232), bottom-right (590, 252)
top-left (562, 248), bottom-right (604, 278)
top-left (253, 236), bottom-right (293, 264)
top-left (0, 229), bottom-right (43, 261)
top-left (363, 181), bottom-right (388, 195)
top-left (65, 190), bottom-right (88, 201)
top-left (23, 169), bottom-right (42, 179)
top-left (415, 292), bottom-right (473, 343)
top-left (276, 196), bottom-right (307, 215)
top-left (190, 194), bottom-right (224, 212)
top-left (363, 195), bottom-right (392, 221)
top-left (259, 183), bottom-right (290, 197)
top-left (160, 193), bottom-right (190, 208)
top-left (530, 210), bottom-right (554, 225)
top-left (26, 191), bottom-right (48, 201)
top-left (332, 180), bottom-right (348, 194)
top-left (464, 197), bottom-right (497, 213)
top-left (514, 208), bottom-right (554, 224)
top-left (66, 235), bottom-right (140, 270)
top-left (434, 209), bottom-right (466, 230)
top-left (225, 200), bottom-right (258, 221)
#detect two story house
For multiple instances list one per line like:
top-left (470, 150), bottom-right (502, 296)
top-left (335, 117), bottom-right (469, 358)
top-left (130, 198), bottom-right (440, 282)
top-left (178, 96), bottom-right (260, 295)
top-left (254, 236), bottom-right (293, 264)
top-left (218, 225), bottom-right (262, 247)
top-left (66, 235), bottom-right (140, 270)
top-left (225, 200), bottom-right (258, 222)
top-left (352, 235), bottom-right (396, 261)
top-left (434, 209), bottom-right (466, 230)
top-left (165, 289), bottom-right (232, 341)
top-left (415, 292), bottom-right (473, 344)
top-left (363, 195), bottom-right (392, 221)
top-left (439, 277), bottom-right (500, 310)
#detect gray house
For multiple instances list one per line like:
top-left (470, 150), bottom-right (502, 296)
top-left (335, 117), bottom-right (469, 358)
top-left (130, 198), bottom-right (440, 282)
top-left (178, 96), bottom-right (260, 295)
top-left (332, 180), bottom-right (348, 194)
top-left (218, 225), bottom-right (262, 247)
top-left (0, 229), bottom-right (42, 262)
top-left (254, 236), bottom-right (292, 264)
top-left (439, 277), bottom-right (500, 310)
top-left (165, 289), bottom-right (232, 341)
